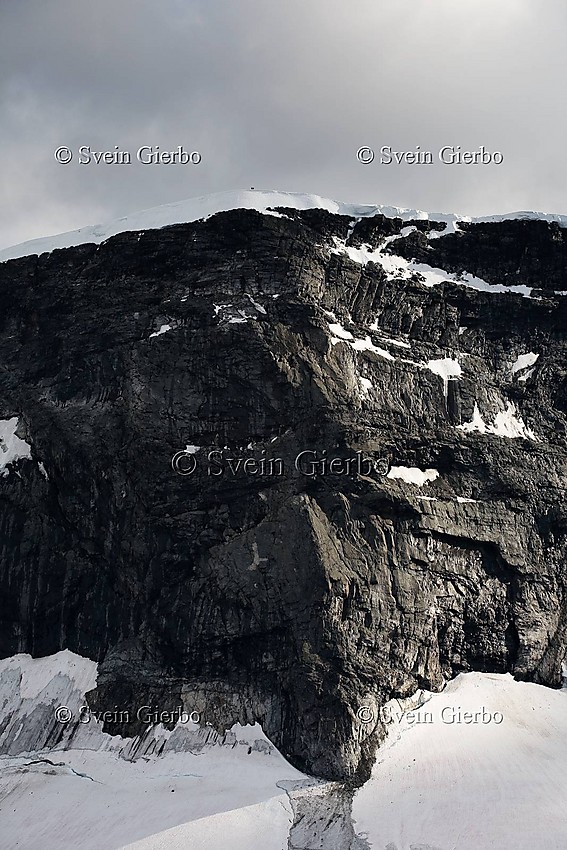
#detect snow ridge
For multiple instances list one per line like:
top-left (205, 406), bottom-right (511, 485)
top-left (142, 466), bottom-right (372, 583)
top-left (2, 189), bottom-right (567, 262)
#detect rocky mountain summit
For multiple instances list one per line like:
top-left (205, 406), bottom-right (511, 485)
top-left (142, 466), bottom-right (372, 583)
top-left (0, 192), bottom-right (566, 782)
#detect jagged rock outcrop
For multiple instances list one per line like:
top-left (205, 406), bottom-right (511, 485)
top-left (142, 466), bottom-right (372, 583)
top-left (0, 205), bottom-right (566, 781)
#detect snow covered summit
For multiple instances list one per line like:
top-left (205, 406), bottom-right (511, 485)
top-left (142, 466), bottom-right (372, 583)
top-left (1, 188), bottom-right (567, 263)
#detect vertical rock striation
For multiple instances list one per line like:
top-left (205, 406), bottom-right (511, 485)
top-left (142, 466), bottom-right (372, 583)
top-left (0, 206), bottom-right (566, 780)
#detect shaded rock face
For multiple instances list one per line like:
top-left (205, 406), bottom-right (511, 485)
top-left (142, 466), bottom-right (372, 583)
top-left (0, 208), bottom-right (566, 782)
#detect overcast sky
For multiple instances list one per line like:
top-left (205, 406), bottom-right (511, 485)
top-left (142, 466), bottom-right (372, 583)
top-left (1, 0), bottom-right (566, 249)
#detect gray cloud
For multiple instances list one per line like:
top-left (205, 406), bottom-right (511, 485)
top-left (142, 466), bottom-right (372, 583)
top-left (1, 0), bottom-right (566, 249)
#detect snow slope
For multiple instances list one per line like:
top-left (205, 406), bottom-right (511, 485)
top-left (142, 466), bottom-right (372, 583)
top-left (0, 747), bottom-right (299, 850)
top-left (120, 797), bottom-right (294, 850)
top-left (0, 652), bottom-right (305, 850)
top-left (1, 189), bottom-right (566, 262)
top-left (352, 672), bottom-right (567, 850)
top-left (1, 652), bottom-right (567, 849)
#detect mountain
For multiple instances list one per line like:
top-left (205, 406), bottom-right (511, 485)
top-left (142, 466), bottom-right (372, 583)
top-left (0, 190), bottom-right (566, 790)
top-left (2, 188), bottom-right (567, 263)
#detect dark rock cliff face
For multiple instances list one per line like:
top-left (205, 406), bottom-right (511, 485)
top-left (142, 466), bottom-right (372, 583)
top-left (0, 208), bottom-right (566, 782)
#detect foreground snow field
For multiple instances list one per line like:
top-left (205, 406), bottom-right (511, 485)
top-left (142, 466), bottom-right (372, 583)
top-left (0, 652), bottom-right (306, 850)
top-left (0, 748), bottom-right (300, 850)
top-left (352, 672), bottom-right (567, 850)
top-left (0, 652), bottom-right (566, 849)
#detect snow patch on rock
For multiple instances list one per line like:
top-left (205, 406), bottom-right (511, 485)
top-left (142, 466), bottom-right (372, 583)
top-left (511, 352), bottom-right (539, 375)
top-left (458, 401), bottom-right (538, 440)
top-left (328, 322), bottom-right (395, 361)
top-left (0, 417), bottom-right (33, 476)
top-left (426, 357), bottom-right (462, 398)
top-left (358, 376), bottom-right (373, 398)
top-left (328, 321), bottom-right (354, 341)
top-left (387, 466), bottom-right (440, 487)
top-left (149, 323), bottom-right (172, 338)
